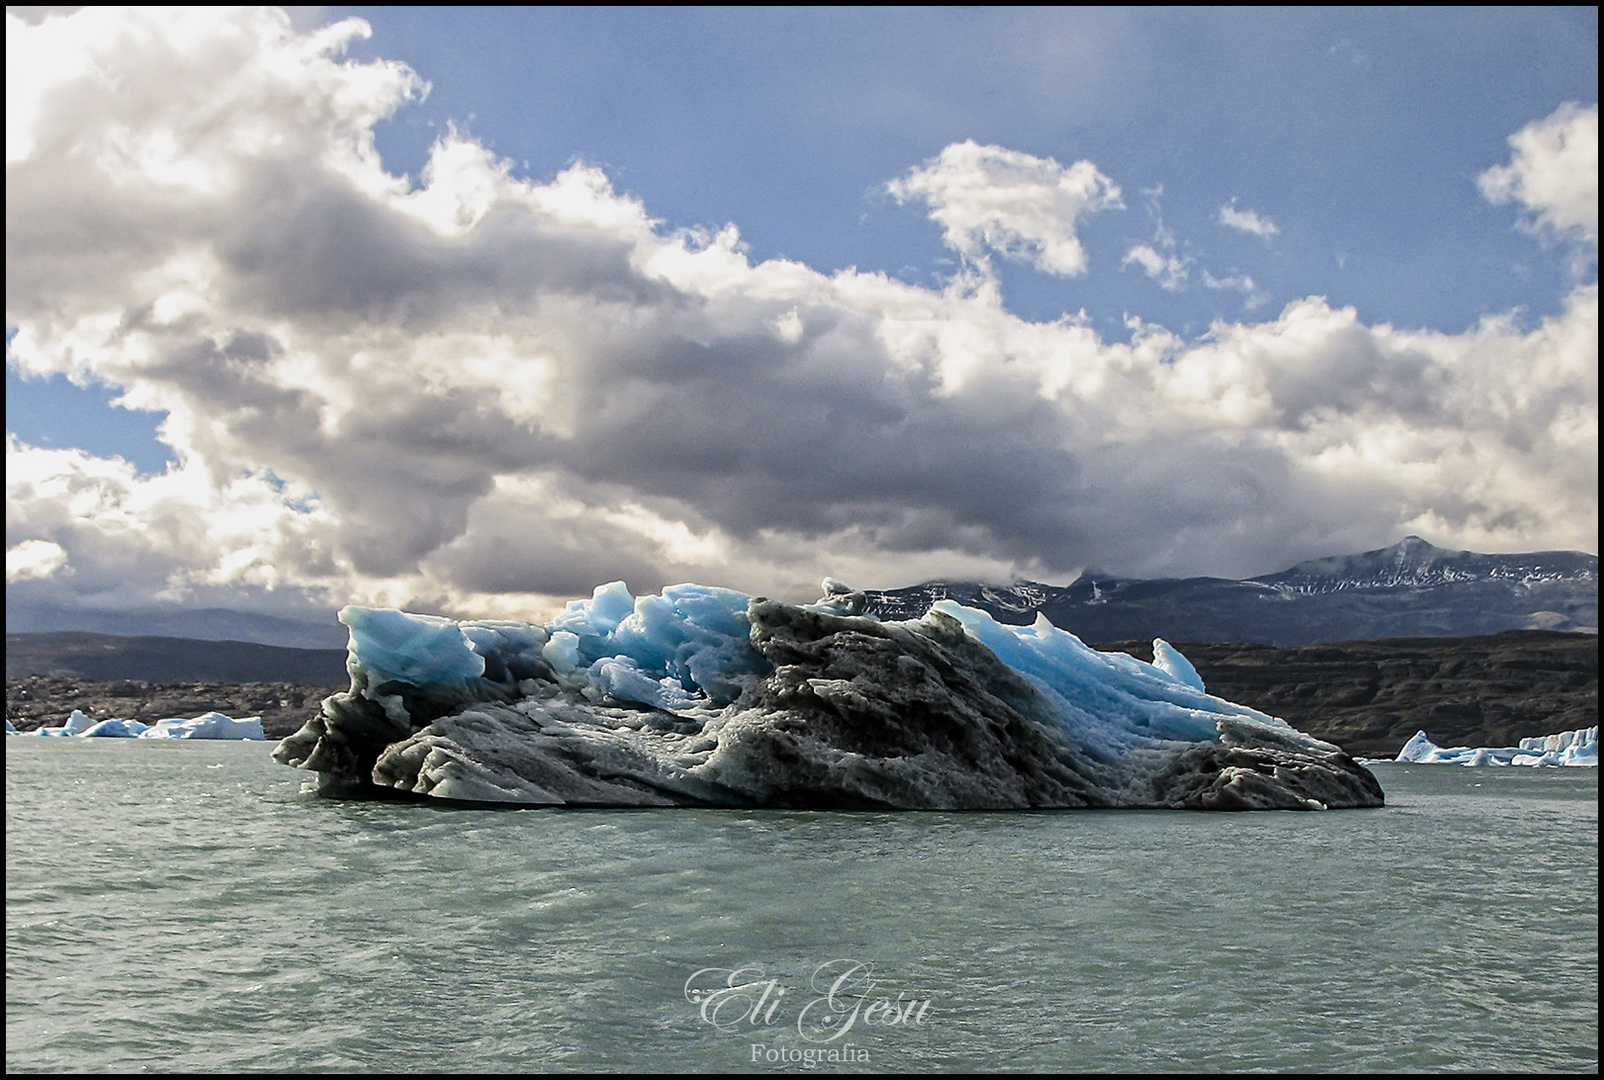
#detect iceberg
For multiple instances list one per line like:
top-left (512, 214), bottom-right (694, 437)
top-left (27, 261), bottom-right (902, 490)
top-left (9, 710), bottom-right (264, 740)
top-left (1395, 727), bottom-right (1598, 767)
top-left (11, 709), bottom-right (128, 737)
top-left (80, 717), bottom-right (150, 738)
top-left (274, 581), bottom-right (1383, 810)
top-left (138, 712), bottom-right (266, 740)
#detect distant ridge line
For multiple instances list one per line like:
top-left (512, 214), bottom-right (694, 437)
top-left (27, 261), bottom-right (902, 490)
top-left (5, 632), bottom-right (349, 684)
top-left (864, 538), bottom-right (1598, 646)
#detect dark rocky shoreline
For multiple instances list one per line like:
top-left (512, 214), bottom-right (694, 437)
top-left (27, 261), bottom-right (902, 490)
top-left (7, 630), bottom-right (1595, 758)
top-left (1101, 630), bottom-right (1597, 757)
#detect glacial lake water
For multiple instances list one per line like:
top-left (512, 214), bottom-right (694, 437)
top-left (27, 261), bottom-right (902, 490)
top-left (6, 739), bottom-right (1597, 1073)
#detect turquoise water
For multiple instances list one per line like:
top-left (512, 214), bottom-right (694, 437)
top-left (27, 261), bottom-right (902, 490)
top-left (6, 741), bottom-right (1597, 1072)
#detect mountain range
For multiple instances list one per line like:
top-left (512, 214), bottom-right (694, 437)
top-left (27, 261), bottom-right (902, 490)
top-left (4, 538), bottom-right (1596, 687)
top-left (865, 537), bottom-right (1597, 646)
top-left (3, 603), bottom-right (350, 649)
top-left (4, 631), bottom-right (349, 684)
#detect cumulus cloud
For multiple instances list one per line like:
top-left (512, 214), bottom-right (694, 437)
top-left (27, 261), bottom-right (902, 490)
top-left (5, 435), bottom-right (344, 611)
top-left (1479, 102), bottom-right (1598, 246)
top-left (7, 538), bottom-right (68, 582)
top-left (1217, 199), bottom-right (1279, 240)
top-left (888, 140), bottom-right (1123, 276)
top-left (4, 9), bottom-right (1597, 623)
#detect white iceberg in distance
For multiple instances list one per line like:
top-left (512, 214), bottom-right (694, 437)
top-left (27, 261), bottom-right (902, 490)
top-left (138, 712), bottom-right (266, 740)
top-left (275, 580), bottom-right (1384, 810)
top-left (11, 709), bottom-right (137, 737)
top-left (1395, 727), bottom-right (1598, 767)
top-left (81, 717), bottom-right (150, 738)
top-left (11, 710), bottom-right (264, 740)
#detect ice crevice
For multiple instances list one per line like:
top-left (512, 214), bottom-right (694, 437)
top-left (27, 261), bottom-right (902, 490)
top-left (273, 580), bottom-right (1386, 810)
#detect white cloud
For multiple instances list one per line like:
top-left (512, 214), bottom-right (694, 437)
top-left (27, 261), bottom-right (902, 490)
top-left (6, 435), bottom-right (344, 608)
top-left (1123, 243), bottom-right (1189, 291)
top-left (887, 140), bottom-right (1123, 276)
top-left (1479, 101), bottom-right (1598, 245)
top-left (1123, 189), bottom-right (1268, 308)
top-left (1217, 199), bottom-right (1279, 240)
top-left (6, 538), bottom-right (68, 581)
top-left (1200, 269), bottom-right (1267, 310)
top-left (1122, 186), bottom-right (1191, 291)
top-left (4, 10), bottom-right (1596, 621)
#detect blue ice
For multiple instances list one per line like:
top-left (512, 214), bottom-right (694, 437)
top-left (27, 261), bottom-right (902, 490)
top-left (339, 581), bottom-right (1288, 759)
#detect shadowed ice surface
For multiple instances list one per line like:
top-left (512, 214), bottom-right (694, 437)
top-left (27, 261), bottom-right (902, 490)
top-left (6, 743), bottom-right (1596, 1072)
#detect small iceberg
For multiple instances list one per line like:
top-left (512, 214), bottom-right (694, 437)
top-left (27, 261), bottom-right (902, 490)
top-left (1394, 726), bottom-right (1598, 766)
top-left (138, 712), bottom-right (266, 740)
top-left (10, 710), bottom-right (265, 740)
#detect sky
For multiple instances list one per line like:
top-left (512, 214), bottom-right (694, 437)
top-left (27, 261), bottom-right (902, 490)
top-left (5, 6), bottom-right (1598, 627)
